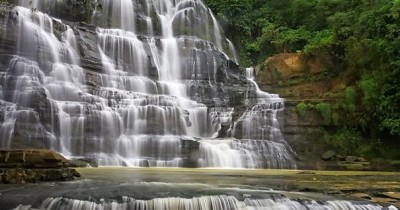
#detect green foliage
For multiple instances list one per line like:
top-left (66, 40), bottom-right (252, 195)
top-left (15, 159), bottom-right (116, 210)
top-left (327, 128), bottom-right (363, 156)
top-left (296, 102), bottom-right (307, 118)
top-left (332, 112), bottom-right (340, 126)
top-left (359, 77), bottom-right (378, 110)
top-left (381, 119), bottom-right (400, 135)
top-left (305, 127), bottom-right (331, 143)
top-left (303, 30), bottom-right (335, 55)
top-left (315, 103), bottom-right (332, 124)
top-left (344, 86), bottom-right (356, 112)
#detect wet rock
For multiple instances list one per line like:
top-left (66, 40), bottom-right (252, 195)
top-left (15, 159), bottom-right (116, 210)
top-left (371, 197), bottom-right (400, 206)
top-left (1, 166), bottom-right (80, 184)
top-left (376, 192), bottom-right (400, 200)
top-left (326, 190), bottom-right (344, 195)
top-left (296, 171), bottom-right (316, 175)
top-left (9, 0), bottom-right (97, 23)
top-left (345, 156), bottom-right (358, 162)
top-left (335, 155), bottom-right (346, 161)
top-left (356, 157), bottom-right (367, 162)
top-left (215, 123), bottom-right (231, 138)
top-left (67, 158), bottom-right (99, 168)
top-left (321, 150), bottom-right (336, 161)
top-left (0, 149), bottom-right (80, 184)
top-left (350, 193), bottom-right (372, 200)
top-left (74, 25), bottom-right (103, 73)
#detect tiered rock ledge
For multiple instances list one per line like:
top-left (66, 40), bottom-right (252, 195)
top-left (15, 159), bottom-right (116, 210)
top-left (0, 149), bottom-right (80, 184)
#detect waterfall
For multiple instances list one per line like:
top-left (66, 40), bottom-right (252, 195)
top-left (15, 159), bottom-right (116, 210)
top-left (14, 196), bottom-right (397, 210)
top-left (209, 9), bottom-right (222, 51)
top-left (0, 0), bottom-right (296, 169)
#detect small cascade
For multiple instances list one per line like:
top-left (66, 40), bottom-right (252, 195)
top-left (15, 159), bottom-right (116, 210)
top-left (227, 39), bottom-right (239, 63)
top-left (97, 29), bottom-right (148, 77)
top-left (198, 67), bottom-right (296, 168)
top-left (209, 9), bottom-right (222, 51)
top-left (208, 107), bottom-right (234, 138)
top-left (231, 68), bottom-right (287, 142)
top-left (14, 196), bottom-right (398, 210)
top-left (0, 0), bottom-right (296, 169)
top-left (199, 139), bottom-right (296, 169)
top-left (98, 0), bottom-right (136, 32)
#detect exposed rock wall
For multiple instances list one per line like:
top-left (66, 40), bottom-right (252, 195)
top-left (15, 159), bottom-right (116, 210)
top-left (255, 53), bottom-right (348, 169)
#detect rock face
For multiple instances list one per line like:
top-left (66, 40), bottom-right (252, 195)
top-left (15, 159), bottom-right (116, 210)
top-left (0, 149), bottom-right (80, 183)
top-left (255, 53), bottom-right (347, 169)
top-left (0, 1), bottom-right (297, 169)
top-left (255, 53), bottom-right (323, 84)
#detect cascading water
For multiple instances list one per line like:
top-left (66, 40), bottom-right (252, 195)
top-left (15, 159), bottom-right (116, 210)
top-left (0, 2), bottom-right (398, 210)
top-left (14, 196), bottom-right (398, 210)
top-left (0, 0), bottom-right (296, 169)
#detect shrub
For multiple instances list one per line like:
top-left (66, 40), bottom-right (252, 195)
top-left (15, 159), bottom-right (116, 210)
top-left (316, 102), bottom-right (332, 124)
top-left (296, 102), bottom-right (308, 118)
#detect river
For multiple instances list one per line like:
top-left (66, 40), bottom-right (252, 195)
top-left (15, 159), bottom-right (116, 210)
top-left (0, 168), bottom-right (398, 209)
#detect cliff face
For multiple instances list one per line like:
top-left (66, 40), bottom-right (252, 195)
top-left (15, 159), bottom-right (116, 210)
top-left (255, 53), bottom-right (369, 169)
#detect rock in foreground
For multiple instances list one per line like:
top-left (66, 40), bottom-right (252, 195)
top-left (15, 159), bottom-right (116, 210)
top-left (0, 149), bottom-right (80, 184)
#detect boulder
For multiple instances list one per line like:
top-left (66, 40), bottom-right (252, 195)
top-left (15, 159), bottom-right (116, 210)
top-left (67, 158), bottom-right (99, 168)
top-left (0, 149), bottom-right (67, 168)
top-left (0, 149), bottom-right (80, 184)
top-left (321, 150), bottom-right (336, 161)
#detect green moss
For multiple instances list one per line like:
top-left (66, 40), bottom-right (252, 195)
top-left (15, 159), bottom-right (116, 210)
top-left (315, 102), bottom-right (332, 124)
top-left (332, 112), bottom-right (339, 126)
top-left (296, 102), bottom-right (307, 117)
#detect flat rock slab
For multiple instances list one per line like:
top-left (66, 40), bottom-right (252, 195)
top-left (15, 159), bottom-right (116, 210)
top-left (0, 149), bottom-right (67, 168)
top-left (0, 149), bottom-right (80, 184)
top-left (349, 193), bottom-right (372, 200)
top-left (379, 192), bottom-right (400, 200)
